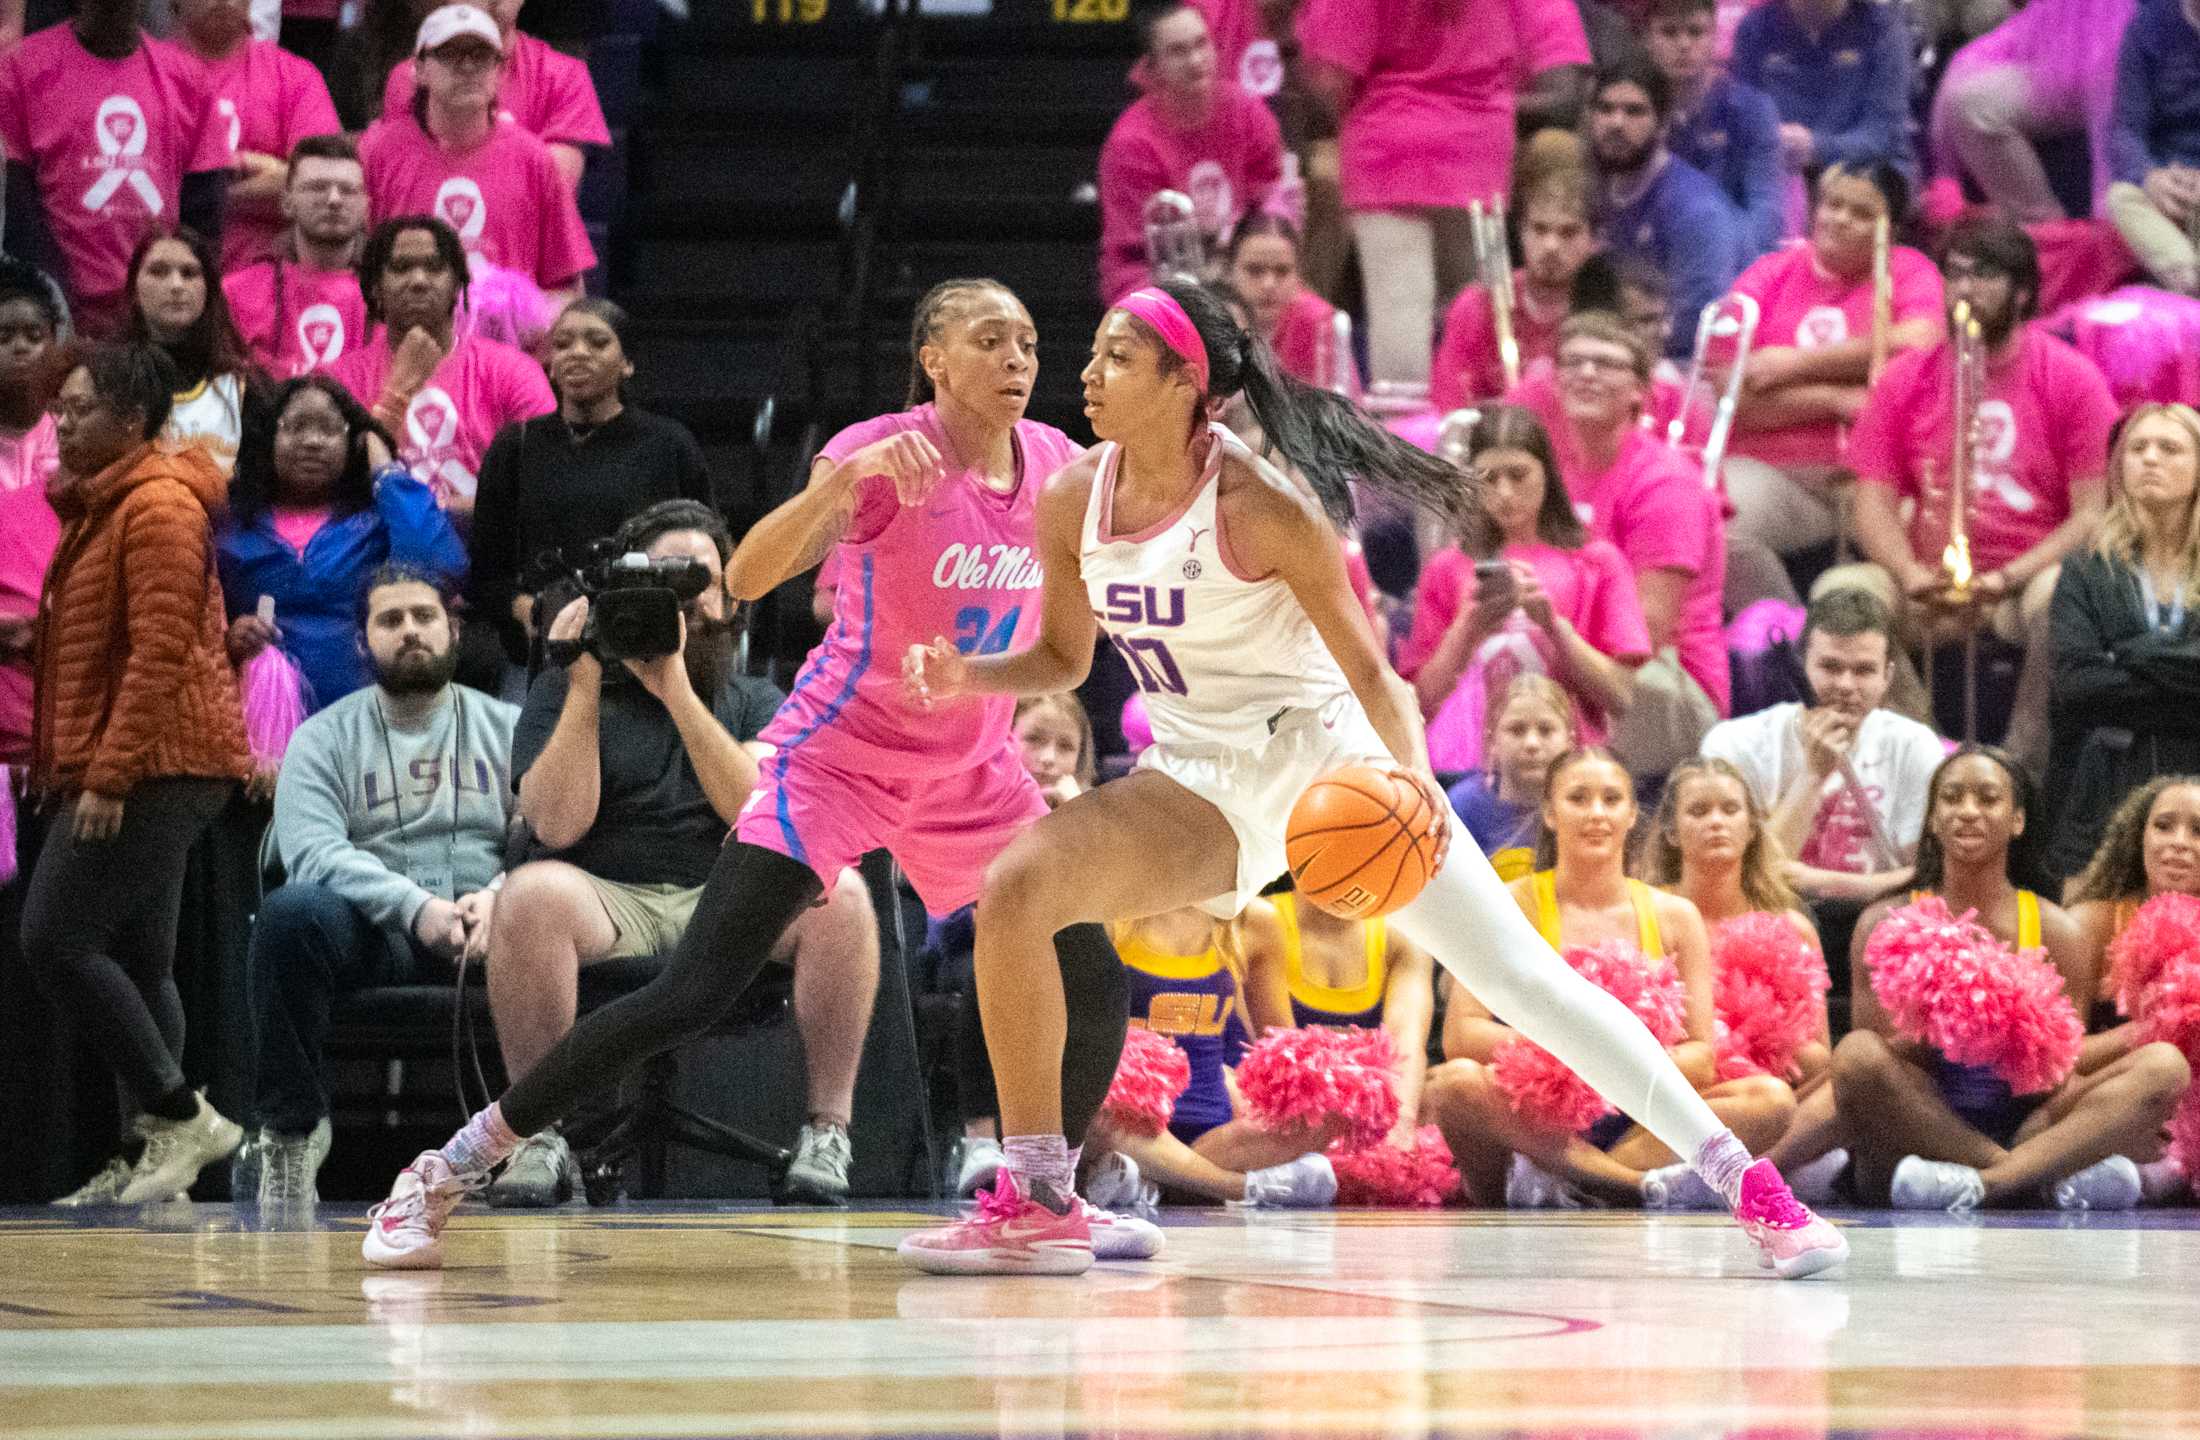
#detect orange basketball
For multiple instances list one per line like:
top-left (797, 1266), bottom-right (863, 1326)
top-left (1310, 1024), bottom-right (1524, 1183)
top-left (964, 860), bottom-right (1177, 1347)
top-left (1285, 764), bottom-right (1445, 920)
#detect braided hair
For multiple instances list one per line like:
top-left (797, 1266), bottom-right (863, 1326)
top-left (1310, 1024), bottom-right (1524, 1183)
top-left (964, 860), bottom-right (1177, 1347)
top-left (905, 278), bottom-right (1021, 406)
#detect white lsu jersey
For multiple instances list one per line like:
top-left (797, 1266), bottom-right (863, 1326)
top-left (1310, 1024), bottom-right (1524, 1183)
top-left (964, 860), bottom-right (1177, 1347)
top-left (1080, 423), bottom-right (1352, 754)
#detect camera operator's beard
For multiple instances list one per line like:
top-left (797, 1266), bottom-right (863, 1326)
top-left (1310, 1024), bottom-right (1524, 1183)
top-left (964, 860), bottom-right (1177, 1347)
top-left (374, 643), bottom-right (460, 696)
top-left (683, 613), bottom-right (736, 699)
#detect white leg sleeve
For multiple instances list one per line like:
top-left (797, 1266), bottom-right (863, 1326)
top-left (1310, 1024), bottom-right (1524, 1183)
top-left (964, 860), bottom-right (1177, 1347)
top-left (1388, 818), bottom-right (1728, 1160)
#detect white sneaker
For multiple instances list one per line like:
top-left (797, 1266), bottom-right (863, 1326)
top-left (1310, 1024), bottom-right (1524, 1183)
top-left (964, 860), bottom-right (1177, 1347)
top-left (1083, 1151), bottom-right (1145, 1212)
top-left (1787, 1149), bottom-right (1850, 1206)
top-left (485, 1131), bottom-right (575, 1209)
top-left (780, 1123), bottom-right (853, 1206)
top-left (1640, 1162), bottom-right (1723, 1210)
top-left (1891, 1155), bottom-right (1987, 1212)
top-left (256, 1118), bottom-right (334, 1210)
top-left (952, 1137), bottom-right (1003, 1198)
top-left (1080, 1200), bottom-right (1165, 1260)
top-left (1241, 1153), bottom-right (1337, 1209)
top-left (1505, 1154), bottom-right (1586, 1210)
top-left (53, 1155), bottom-right (137, 1207)
top-left (2052, 1155), bottom-right (2142, 1212)
top-left (119, 1093), bottom-right (243, 1204)
top-left (362, 1151), bottom-right (483, 1270)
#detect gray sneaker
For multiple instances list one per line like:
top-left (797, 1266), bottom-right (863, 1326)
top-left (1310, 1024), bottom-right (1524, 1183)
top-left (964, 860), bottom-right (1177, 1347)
top-left (1241, 1153), bottom-right (1337, 1209)
top-left (951, 1136), bottom-right (1003, 1198)
top-left (780, 1123), bottom-right (852, 1206)
top-left (485, 1130), bottom-right (574, 1208)
top-left (256, 1118), bottom-right (334, 1210)
top-left (118, 1093), bottom-right (244, 1204)
top-left (54, 1155), bottom-right (137, 1207)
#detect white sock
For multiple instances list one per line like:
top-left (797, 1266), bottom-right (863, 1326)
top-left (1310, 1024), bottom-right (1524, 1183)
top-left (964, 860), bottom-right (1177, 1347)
top-left (1389, 821), bottom-right (1729, 1165)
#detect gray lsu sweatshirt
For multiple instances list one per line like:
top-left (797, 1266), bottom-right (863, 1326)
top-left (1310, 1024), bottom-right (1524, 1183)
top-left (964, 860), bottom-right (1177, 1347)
top-left (271, 684), bottom-right (520, 936)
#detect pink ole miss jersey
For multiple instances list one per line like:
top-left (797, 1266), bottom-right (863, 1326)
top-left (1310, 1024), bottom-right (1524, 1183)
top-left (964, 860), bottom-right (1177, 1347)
top-left (758, 405), bottom-right (1084, 779)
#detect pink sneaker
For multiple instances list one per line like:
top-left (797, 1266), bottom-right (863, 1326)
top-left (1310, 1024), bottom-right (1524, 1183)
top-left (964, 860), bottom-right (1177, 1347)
top-left (361, 1152), bottom-right (478, 1270)
top-left (898, 1170), bottom-right (1093, 1276)
top-left (1733, 1158), bottom-right (1849, 1280)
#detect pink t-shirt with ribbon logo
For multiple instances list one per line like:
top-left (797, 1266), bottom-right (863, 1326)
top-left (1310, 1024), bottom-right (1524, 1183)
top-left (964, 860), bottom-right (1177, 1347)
top-left (1096, 82), bottom-right (1286, 302)
top-left (326, 331), bottom-right (555, 506)
top-left (0, 29), bottom-right (230, 332)
top-left (176, 38), bottom-right (340, 274)
top-left (224, 258), bottom-right (369, 377)
top-left (382, 30), bottom-right (611, 151)
top-left (1725, 240), bottom-right (1944, 471)
top-left (360, 112), bottom-right (596, 291)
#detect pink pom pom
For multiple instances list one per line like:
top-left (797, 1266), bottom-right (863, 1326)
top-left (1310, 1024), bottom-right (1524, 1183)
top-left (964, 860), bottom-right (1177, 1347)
top-left (1329, 1125), bottom-right (1462, 1208)
top-left (1237, 1025), bottom-right (1401, 1151)
top-left (1711, 913), bottom-right (1829, 1081)
top-left (1492, 1035), bottom-right (1612, 1131)
top-left (1491, 940), bottom-right (1689, 1129)
top-left (0, 773), bottom-right (15, 888)
top-left (240, 646), bottom-right (310, 764)
top-left (459, 261), bottom-right (557, 356)
top-left (1119, 692), bottom-right (1152, 757)
top-left (1099, 1025), bottom-right (1190, 1136)
top-left (1865, 897), bottom-right (2082, 1095)
top-left (2107, 892), bottom-right (2200, 1019)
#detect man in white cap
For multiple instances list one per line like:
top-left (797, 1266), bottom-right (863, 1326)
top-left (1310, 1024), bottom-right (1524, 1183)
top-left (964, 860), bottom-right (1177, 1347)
top-left (357, 4), bottom-right (596, 300)
top-left (380, 0), bottom-right (609, 193)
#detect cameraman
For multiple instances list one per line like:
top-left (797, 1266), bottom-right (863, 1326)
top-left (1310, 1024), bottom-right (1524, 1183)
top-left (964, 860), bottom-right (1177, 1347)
top-left (489, 500), bottom-right (878, 1206)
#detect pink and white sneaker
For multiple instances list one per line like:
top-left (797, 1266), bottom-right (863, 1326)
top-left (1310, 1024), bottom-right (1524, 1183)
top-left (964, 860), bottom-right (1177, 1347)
top-left (361, 1152), bottom-right (480, 1270)
top-left (1081, 1200), bottom-right (1164, 1261)
top-left (1733, 1158), bottom-right (1849, 1280)
top-left (898, 1170), bottom-right (1093, 1276)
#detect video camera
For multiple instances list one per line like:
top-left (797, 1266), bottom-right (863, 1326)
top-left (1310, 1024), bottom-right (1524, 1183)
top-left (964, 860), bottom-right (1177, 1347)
top-left (526, 539), bottom-right (714, 666)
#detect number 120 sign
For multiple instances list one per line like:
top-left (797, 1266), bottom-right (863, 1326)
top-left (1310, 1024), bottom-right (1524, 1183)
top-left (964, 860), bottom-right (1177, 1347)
top-left (753, 0), bottom-right (826, 21)
top-left (1052, 0), bottom-right (1127, 17)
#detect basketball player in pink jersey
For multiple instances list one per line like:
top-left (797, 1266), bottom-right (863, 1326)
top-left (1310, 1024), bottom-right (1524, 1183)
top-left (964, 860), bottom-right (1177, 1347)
top-left (899, 280), bottom-right (1849, 1280)
top-left (361, 280), bottom-right (1152, 1268)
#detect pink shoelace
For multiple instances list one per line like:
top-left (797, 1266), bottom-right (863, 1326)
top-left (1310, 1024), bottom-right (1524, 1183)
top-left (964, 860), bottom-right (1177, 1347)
top-left (1743, 1170), bottom-right (1814, 1230)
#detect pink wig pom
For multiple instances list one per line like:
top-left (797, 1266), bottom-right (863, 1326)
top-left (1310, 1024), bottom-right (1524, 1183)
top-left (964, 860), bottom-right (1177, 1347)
top-left (1491, 940), bottom-right (1688, 1129)
top-left (460, 261), bottom-right (558, 357)
top-left (1711, 913), bottom-right (1829, 1080)
top-left (0, 772), bottom-right (15, 888)
top-left (1098, 1025), bottom-right (1191, 1137)
top-left (1329, 1125), bottom-right (1462, 1208)
top-left (240, 646), bottom-right (311, 764)
top-left (2106, 892), bottom-right (2200, 1019)
top-left (1237, 1024), bottom-right (1401, 1151)
top-left (1865, 896), bottom-right (2082, 1095)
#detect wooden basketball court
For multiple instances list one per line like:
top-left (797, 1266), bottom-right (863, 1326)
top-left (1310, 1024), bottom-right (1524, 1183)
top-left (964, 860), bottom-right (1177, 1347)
top-left (2, 1203), bottom-right (2194, 1438)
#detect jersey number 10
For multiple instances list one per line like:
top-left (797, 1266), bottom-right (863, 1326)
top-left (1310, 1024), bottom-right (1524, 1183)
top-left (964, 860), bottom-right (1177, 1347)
top-left (1110, 633), bottom-right (1188, 696)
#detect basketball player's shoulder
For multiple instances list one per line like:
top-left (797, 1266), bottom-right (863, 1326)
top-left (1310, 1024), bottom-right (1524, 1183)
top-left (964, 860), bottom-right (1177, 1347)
top-left (1034, 446), bottom-right (1103, 524)
top-left (1214, 436), bottom-right (1326, 533)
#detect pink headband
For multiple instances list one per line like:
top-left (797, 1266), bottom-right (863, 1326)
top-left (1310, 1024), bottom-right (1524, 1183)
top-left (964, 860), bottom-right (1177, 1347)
top-left (1114, 286), bottom-right (1210, 394)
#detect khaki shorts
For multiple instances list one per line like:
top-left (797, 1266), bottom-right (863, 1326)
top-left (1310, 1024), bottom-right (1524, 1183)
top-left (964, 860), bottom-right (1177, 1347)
top-left (582, 875), bottom-right (703, 959)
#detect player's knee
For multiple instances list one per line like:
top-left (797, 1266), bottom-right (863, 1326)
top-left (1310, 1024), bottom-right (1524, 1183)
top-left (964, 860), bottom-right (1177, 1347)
top-left (1421, 1059), bottom-right (1488, 1125)
top-left (976, 834), bottom-right (1071, 934)
top-left (1728, 1073), bottom-right (1799, 1125)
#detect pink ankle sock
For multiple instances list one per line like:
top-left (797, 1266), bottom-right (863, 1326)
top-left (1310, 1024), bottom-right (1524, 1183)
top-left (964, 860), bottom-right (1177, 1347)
top-left (1691, 1131), bottom-right (1755, 1209)
top-left (1002, 1133), bottom-right (1073, 1198)
top-left (441, 1101), bottom-right (522, 1179)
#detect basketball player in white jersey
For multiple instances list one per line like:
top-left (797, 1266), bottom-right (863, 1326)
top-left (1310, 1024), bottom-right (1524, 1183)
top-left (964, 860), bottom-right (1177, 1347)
top-left (898, 281), bottom-right (1849, 1280)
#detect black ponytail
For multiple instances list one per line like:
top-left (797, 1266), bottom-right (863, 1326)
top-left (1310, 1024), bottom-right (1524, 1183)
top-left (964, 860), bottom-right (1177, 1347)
top-left (1148, 278), bottom-right (1473, 534)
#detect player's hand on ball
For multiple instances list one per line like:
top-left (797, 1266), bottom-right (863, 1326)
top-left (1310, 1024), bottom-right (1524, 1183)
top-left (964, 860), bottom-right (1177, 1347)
top-left (903, 635), bottom-right (971, 709)
top-left (1394, 767), bottom-right (1453, 878)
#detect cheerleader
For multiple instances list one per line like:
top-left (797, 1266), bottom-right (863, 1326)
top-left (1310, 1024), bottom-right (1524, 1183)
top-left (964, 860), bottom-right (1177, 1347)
top-left (1837, 747), bottom-right (2190, 1210)
top-left (1245, 880), bottom-right (1436, 1147)
top-left (1425, 748), bottom-right (1798, 1209)
top-left (1084, 903), bottom-right (1341, 1209)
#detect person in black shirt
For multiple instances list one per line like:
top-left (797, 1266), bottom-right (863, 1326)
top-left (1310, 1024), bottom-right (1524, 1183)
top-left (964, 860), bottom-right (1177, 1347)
top-left (468, 298), bottom-right (713, 668)
top-left (487, 499), bottom-right (878, 1207)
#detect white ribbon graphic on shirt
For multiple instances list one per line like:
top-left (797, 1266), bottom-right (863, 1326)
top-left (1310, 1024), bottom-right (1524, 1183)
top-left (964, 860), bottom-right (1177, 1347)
top-left (295, 303), bottom-right (345, 372)
top-left (81, 96), bottom-right (164, 215)
top-left (405, 386), bottom-right (476, 500)
top-left (1238, 39), bottom-right (1282, 97)
top-left (1186, 160), bottom-right (1233, 238)
top-left (218, 98), bottom-right (241, 156)
top-left (433, 177), bottom-right (487, 246)
top-left (1971, 399), bottom-right (2036, 514)
top-left (1797, 305), bottom-right (1848, 349)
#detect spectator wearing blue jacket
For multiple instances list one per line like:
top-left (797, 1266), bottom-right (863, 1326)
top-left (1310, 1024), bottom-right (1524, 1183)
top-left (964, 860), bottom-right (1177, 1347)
top-left (218, 374), bottom-right (467, 715)
top-left (1731, 0), bottom-right (1917, 184)
top-left (1647, 0), bottom-right (1784, 259)
top-left (1586, 58), bottom-right (1746, 358)
top-left (2108, 0), bottom-right (2200, 295)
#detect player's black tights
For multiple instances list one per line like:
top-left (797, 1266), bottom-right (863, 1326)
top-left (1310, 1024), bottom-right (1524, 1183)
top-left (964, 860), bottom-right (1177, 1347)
top-left (502, 842), bottom-right (1133, 1146)
top-left (956, 923), bottom-right (1129, 1146)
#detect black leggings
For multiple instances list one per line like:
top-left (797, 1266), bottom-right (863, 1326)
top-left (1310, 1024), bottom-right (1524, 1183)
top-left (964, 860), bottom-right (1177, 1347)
top-left (953, 922), bottom-right (1128, 1145)
top-left (20, 778), bottom-right (233, 1110)
top-left (501, 841), bottom-right (1134, 1144)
